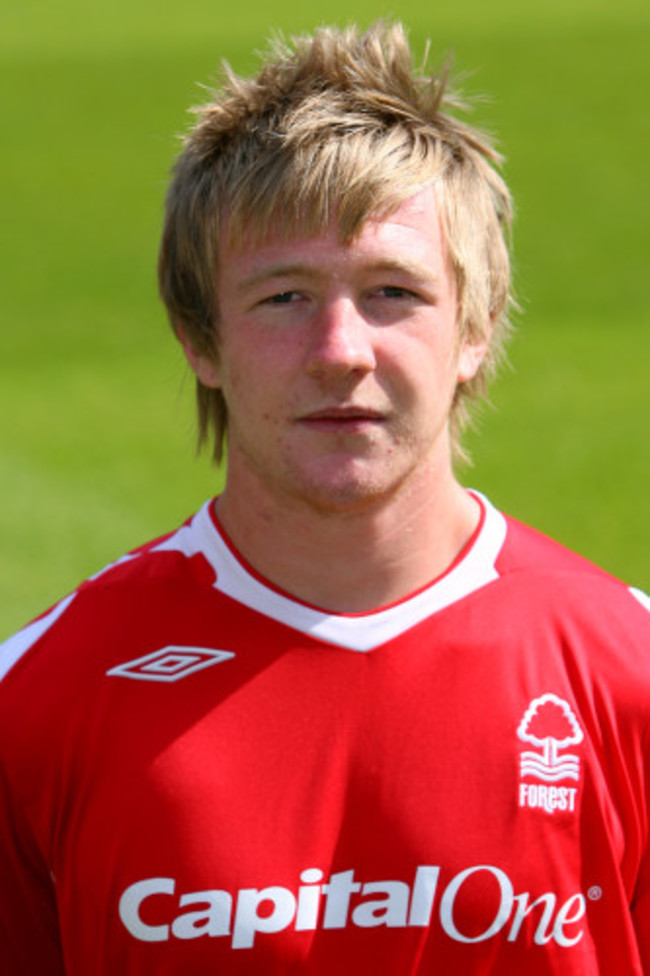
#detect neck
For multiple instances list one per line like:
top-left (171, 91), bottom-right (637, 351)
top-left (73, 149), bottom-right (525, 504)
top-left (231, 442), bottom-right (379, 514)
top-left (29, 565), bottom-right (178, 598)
top-left (214, 465), bottom-right (480, 614)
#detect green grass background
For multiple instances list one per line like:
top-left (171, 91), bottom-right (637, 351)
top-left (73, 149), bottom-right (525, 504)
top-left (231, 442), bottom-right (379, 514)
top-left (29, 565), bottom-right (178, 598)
top-left (1, 0), bottom-right (648, 638)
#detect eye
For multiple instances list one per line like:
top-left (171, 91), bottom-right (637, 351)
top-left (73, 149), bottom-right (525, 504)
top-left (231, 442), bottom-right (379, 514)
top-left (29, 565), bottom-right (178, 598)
top-left (263, 291), bottom-right (302, 305)
top-left (374, 285), bottom-right (416, 300)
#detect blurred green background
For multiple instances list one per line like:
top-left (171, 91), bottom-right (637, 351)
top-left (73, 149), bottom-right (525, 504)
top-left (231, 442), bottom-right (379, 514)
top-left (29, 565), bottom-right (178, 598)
top-left (1, 0), bottom-right (648, 637)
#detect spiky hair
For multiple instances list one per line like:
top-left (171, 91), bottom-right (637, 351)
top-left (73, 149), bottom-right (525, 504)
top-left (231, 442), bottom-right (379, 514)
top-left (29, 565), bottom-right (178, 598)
top-left (159, 21), bottom-right (514, 462)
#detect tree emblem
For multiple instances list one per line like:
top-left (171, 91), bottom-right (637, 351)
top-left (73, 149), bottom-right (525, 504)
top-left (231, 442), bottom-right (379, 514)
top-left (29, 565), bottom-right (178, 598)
top-left (517, 693), bottom-right (583, 782)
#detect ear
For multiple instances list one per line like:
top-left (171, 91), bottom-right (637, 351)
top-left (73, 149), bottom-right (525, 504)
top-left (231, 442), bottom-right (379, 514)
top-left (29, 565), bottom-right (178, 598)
top-left (177, 327), bottom-right (222, 389)
top-left (456, 338), bottom-right (488, 384)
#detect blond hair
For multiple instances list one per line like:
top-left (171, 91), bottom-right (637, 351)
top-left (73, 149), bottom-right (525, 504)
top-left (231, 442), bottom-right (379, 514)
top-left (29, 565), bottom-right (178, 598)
top-left (159, 21), bottom-right (514, 462)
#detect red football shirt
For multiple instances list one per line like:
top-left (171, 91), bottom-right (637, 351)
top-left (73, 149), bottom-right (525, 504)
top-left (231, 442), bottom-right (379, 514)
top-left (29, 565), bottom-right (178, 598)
top-left (1, 493), bottom-right (648, 973)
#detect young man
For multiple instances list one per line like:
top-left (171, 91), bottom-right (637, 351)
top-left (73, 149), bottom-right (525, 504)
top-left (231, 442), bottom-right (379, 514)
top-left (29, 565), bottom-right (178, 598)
top-left (1, 22), bottom-right (648, 974)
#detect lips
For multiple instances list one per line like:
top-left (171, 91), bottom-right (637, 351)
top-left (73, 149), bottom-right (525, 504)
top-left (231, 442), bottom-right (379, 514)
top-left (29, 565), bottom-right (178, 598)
top-left (297, 406), bottom-right (387, 435)
top-left (299, 406), bottom-right (386, 423)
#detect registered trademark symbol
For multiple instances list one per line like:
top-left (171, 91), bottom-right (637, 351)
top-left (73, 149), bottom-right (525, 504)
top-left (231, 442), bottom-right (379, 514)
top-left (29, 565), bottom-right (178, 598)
top-left (587, 886), bottom-right (603, 901)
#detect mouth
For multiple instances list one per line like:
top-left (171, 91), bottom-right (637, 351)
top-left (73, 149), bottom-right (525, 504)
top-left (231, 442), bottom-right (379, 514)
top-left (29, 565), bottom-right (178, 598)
top-left (297, 406), bottom-right (387, 431)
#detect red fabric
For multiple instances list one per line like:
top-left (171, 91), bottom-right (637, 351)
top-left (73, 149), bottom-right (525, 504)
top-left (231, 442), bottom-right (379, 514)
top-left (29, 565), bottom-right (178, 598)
top-left (0, 497), bottom-right (648, 973)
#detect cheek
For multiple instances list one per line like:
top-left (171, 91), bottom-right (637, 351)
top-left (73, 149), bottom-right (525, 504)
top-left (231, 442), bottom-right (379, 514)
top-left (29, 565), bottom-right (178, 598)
top-left (393, 333), bottom-right (459, 390)
top-left (219, 342), bottom-right (282, 422)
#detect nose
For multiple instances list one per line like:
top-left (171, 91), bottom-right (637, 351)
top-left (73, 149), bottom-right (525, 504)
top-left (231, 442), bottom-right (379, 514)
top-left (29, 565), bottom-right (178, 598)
top-left (305, 299), bottom-right (376, 380)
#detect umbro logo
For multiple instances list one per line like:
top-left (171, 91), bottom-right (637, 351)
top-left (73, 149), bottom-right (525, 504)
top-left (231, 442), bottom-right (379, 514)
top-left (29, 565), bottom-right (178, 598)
top-left (107, 646), bottom-right (235, 682)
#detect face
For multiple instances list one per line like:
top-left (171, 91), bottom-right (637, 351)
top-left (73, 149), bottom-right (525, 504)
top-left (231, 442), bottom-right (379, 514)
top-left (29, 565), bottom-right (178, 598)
top-left (184, 184), bottom-right (487, 515)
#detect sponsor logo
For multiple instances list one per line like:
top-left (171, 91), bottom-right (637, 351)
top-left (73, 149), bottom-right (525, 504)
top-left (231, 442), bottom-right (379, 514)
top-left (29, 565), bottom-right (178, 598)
top-left (107, 646), bottom-right (235, 682)
top-left (517, 694), bottom-right (583, 814)
top-left (118, 863), bottom-right (590, 950)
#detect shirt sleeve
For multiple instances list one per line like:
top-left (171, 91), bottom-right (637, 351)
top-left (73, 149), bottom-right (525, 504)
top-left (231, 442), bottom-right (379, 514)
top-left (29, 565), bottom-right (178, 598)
top-left (632, 904), bottom-right (650, 971)
top-left (0, 764), bottom-right (66, 974)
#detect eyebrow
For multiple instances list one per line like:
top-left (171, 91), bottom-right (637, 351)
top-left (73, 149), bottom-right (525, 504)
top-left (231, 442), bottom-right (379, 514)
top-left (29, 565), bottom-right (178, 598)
top-left (359, 258), bottom-right (440, 288)
top-left (235, 264), bottom-right (318, 296)
top-left (235, 258), bottom-right (440, 296)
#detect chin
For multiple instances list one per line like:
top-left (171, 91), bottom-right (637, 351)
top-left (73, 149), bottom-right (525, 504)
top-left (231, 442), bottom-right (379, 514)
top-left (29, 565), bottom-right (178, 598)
top-left (289, 465), bottom-right (410, 516)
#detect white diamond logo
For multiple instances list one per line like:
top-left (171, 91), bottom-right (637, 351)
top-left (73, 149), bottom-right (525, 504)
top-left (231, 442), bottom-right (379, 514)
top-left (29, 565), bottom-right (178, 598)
top-left (107, 646), bottom-right (235, 682)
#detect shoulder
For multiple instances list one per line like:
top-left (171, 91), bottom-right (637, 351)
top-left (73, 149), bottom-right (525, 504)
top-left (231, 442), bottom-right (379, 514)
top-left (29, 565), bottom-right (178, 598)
top-left (466, 498), bottom-right (650, 729)
top-left (0, 501), bottom-right (219, 687)
top-left (489, 503), bottom-right (649, 640)
top-left (497, 508), bottom-right (642, 586)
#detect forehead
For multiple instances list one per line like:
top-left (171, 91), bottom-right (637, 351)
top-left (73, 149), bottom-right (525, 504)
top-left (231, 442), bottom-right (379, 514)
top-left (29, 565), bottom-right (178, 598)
top-left (218, 184), bottom-right (450, 280)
